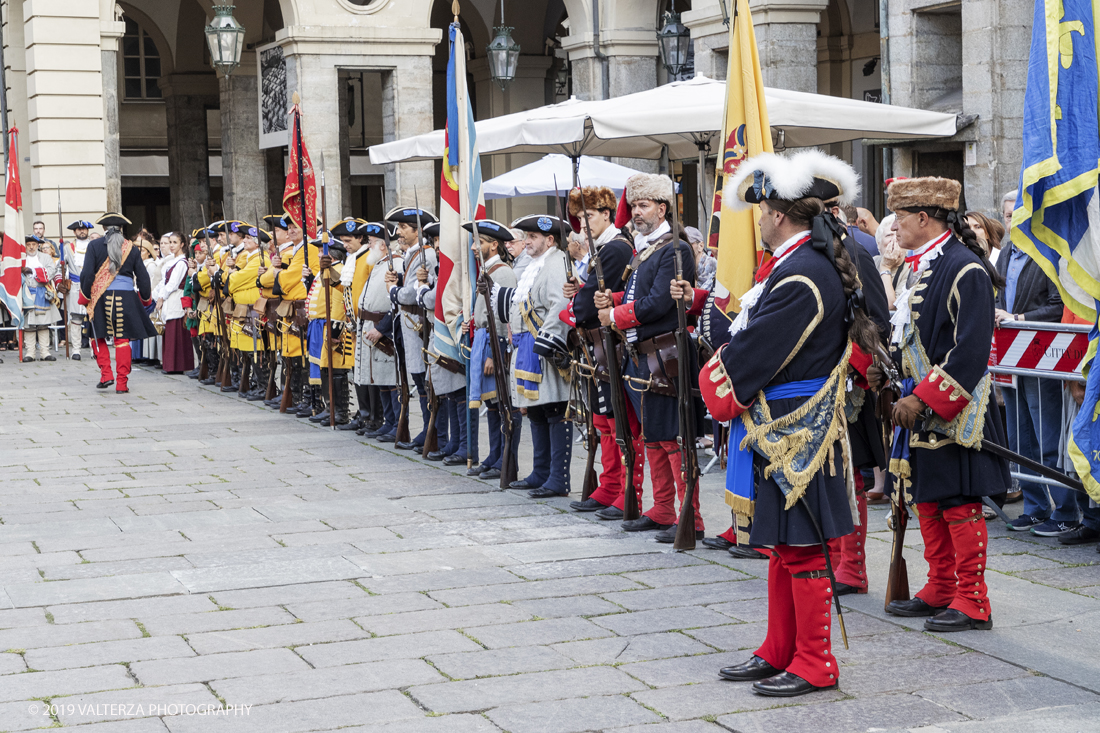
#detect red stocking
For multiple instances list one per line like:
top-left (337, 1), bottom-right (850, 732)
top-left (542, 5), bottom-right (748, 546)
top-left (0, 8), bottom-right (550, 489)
top-left (914, 502), bottom-right (956, 608)
top-left (944, 504), bottom-right (991, 621)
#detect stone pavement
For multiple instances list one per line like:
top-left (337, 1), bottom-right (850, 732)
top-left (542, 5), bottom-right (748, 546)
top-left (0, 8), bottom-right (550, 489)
top-left (0, 357), bottom-right (1099, 733)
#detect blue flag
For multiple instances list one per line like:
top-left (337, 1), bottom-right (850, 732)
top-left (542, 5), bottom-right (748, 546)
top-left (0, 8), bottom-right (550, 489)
top-left (1012, 0), bottom-right (1100, 501)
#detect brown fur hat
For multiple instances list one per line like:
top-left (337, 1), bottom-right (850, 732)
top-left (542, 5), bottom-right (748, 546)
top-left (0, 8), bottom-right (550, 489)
top-left (625, 173), bottom-right (675, 206)
top-left (887, 177), bottom-right (962, 212)
top-left (568, 186), bottom-right (617, 218)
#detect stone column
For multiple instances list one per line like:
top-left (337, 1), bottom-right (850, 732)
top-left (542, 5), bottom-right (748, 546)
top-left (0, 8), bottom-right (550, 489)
top-left (684, 2), bottom-right (730, 82)
top-left (100, 15), bottom-right (124, 214)
top-left (748, 0), bottom-right (828, 93)
top-left (381, 56), bottom-right (435, 210)
top-left (162, 75), bottom-right (218, 231)
top-left (219, 60), bottom-right (269, 222)
top-left (23, 0), bottom-right (109, 222)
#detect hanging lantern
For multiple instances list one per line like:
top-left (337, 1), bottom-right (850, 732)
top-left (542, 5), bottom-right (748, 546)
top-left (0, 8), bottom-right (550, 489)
top-left (205, 5), bottom-right (246, 78)
top-left (487, 25), bottom-right (520, 89)
top-left (657, 11), bottom-right (691, 78)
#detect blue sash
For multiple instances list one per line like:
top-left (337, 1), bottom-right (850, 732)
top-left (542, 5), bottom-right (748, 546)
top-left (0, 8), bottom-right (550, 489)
top-left (106, 275), bottom-right (134, 291)
top-left (69, 273), bottom-right (80, 284)
top-left (469, 328), bottom-right (498, 408)
top-left (726, 376), bottom-right (830, 512)
top-left (511, 332), bottom-right (541, 400)
top-left (307, 319), bottom-right (326, 384)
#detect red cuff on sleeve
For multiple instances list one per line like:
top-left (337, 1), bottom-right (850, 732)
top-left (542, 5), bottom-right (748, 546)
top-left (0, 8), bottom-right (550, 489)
top-left (699, 345), bottom-right (752, 422)
top-left (611, 291), bottom-right (624, 307)
top-left (34, 270), bottom-right (48, 284)
top-left (77, 292), bottom-right (89, 306)
top-left (559, 302), bottom-right (576, 328)
top-left (688, 288), bottom-right (708, 316)
top-left (140, 296), bottom-right (153, 307)
top-left (848, 343), bottom-right (873, 389)
top-left (612, 302), bottom-right (641, 330)
top-left (913, 366), bottom-right (972, 422)
top-left (181, 296), bottom-right (194, 309)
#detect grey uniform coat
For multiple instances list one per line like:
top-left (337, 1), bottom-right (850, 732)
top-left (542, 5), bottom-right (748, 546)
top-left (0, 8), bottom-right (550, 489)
top-left (419, 283), bottom-right (467, 395)
top-left (491, 248), bottom-right (572, 407)
top-left (391, 243), bottom-right (436, 376)
top-left (354, 253), bottom-right (401, 387)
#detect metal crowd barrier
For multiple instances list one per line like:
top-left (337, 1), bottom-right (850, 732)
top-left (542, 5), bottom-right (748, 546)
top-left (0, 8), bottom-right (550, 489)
top-left (988, 319), bottom-right (1089, 490)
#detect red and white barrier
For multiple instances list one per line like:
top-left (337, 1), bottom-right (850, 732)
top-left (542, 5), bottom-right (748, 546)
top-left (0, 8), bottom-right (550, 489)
top-left (989, 320), bottom-right (1090, 385)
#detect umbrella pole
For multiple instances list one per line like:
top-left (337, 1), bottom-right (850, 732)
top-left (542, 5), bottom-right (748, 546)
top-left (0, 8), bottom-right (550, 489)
top-left (572, 155), bottom-right (579, 189)
top-left (697, 142), bottom-right (708, 224)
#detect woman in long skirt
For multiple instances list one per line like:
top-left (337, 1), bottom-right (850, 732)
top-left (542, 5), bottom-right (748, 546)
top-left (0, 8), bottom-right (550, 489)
top-left (152, 232), bottom-right (194, 374)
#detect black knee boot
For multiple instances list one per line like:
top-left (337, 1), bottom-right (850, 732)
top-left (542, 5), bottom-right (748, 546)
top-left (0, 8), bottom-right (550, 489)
top-left (340, 383), bottom-right (369, 431)
top-left (333, 371), bottom-right (352, 426)
top-left (247, 355), bottom-right (268, 401)
top-left (310, 371), bottom-right (332, 423)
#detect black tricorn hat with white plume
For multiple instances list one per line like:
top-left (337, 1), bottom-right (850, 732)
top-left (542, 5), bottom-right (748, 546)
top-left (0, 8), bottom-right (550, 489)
top-left (729, 150), bottom-right (860, 212)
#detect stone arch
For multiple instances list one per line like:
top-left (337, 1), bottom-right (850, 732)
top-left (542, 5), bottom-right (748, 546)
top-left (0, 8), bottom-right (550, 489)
top-left (117, 2), bottom-right (176, 78)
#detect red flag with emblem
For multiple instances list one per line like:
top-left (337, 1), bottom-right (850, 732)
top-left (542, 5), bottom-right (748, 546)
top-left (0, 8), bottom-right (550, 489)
top-left (282, 102), bottom-right (318, 240)
top-left (1, 127), bottom-right (25, 330)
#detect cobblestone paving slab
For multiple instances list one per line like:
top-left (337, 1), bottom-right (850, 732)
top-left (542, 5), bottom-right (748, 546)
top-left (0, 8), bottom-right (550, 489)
top-left (2, 362), bottom-right (1099, 731)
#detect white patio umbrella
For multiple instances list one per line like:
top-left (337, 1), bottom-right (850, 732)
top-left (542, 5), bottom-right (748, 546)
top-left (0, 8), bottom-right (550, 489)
top-left (482, 154), bottom-right (648, 199)
top-left (369, 76), bottom-right (960, 165)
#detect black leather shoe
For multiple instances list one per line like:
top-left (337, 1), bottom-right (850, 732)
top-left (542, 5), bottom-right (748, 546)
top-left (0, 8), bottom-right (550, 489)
top-left (1059, 525), bottom-right (1100, 545)
top-left (509, 479), bottom-right (538, 490)
top-left (424, 450), bottom-right (444, 461)
top-left (595, 506), bottom-right (624, 521)
top-left (701, 536), bottom-right (735, 551)
top-left (23, 356), bottom-right (34, 363)
top-left (393, 441), bottom-right (418, 450)
top-left (835, 582), bottom-right (864, 596)
top-left (199, 377), bottom-right (216, 385)
top-left (467, 466), bottom-right (486, 476)
top-left (220, 384), bottom-right (237, 393)
top-left (479, 468), bottom-right (502, 480)
top-left (185, 368), bottom-right (200, 378)
top-left (718, 656), bottom-right (781, 682)
top-left (72, 353), bottom-right (81, 361)
top-left (374, 432), bottom-right (397, 444)
top-left (728, 545), bottom-right (769, 560)
top-left (309, 410), bottom-right (331, 423)
top-left (622, 516), bottom-right (671, 532)
top-left (528, 487), bottom-right (569, 498)
top-left (337, 419), bottom-right (362, 432)
top-left (43, 355), bottom-right (56, 361)
top-left (654, 525), bottom-right (705, 543)
top-left (96, 380), bottom-right (114, 390)
top-left (246, 391), bottom-right (266, 401)
top-left (442, 454), bottom-right (467, 466)
top-left (570, 497), bottom-right (608, 512)
top-left (753, 671), bottom-right (836, 697)
top-left (886, 598), bottom-right (948, 617)
top-left (924, 608), bottom-right (993, 632)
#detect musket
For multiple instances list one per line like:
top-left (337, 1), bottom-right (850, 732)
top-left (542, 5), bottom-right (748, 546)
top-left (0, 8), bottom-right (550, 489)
top-left (668, 197), bottom-right (702, 550)
top-left (381, 189), bottom-right (412, 445)
top-left (553, 178), bottom-right (599, 500)
top-left (319, 160), bottom-right (336, 429)
top-left (200, 206), bottom-right (232, 387)
top-left (575, 182), bottom-right (640, 519)
top-left (56, 186), bottom-right (69, 358)
top-left (471, 222), bottom-right (518, 488)
top-left (413, 194), bottom-right (440, 459)
top-left (278, 226), bottom-right (296, 413)
top-left (256, 203), bottom-right (278, 405)
top-left (871, 345), bottom-right (910, 610)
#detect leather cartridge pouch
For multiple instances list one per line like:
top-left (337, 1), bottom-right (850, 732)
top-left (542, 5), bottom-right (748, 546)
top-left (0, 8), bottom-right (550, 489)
top-left (636, 332), bottom-right (678, 397)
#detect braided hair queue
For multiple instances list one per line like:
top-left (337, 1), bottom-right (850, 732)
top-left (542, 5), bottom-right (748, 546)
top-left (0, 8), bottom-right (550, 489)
top-left (766, 197), bottom-right (883, 358)
top-left (906, 207), bottom-right (1005, 289)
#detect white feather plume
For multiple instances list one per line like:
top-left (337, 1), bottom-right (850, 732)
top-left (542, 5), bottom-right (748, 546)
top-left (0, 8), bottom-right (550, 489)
top-left (727, 149), bottom-right (860, 212)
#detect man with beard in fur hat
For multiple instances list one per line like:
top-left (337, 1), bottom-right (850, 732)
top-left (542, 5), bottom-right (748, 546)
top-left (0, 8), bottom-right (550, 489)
top-left (563, 185), bottom-right (647, 520)
top-left (696, 150), bottom-right (884, 697)
top-left (870, 177), bottom-right (1010, 632)
top-left (594, 173), bottom-right (702, 541)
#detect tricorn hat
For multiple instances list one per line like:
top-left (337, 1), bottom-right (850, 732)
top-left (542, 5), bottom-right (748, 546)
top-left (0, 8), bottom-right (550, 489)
top-left (886, 177), bottom-right (962, 213)
top-left (463, 219), bottom-right (514, 242)
top-left (263, 214), bottom-right (290, 231)
top-left (422, 221), bottom-right (440, 239)
top-left (332, 218), bottom-right (367, 238)
top-left (625, 174), bottom-right (675, 206)
top-left (67, 220), bottom-right (93, 231)
top-left (96, 212), bottom-right (131, 229)
top-left (24, 234), bottom-right (44, 244)
top-left (512, 213), bottom-right (571, 236)
top-left (385, 206), bottom-right (439, 226)
top-left (730, 150), bottom-right (859, 212)
top-left (358, 222), bottom-right (388, 239)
